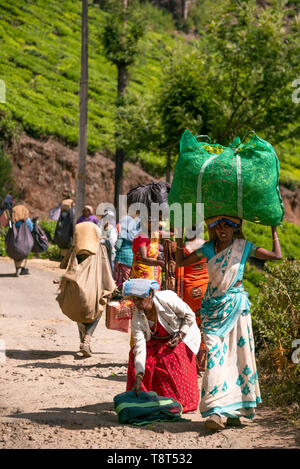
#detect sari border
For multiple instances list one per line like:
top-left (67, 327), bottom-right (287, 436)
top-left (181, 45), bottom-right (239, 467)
top-left (201, 398), bottom-right (262, 419)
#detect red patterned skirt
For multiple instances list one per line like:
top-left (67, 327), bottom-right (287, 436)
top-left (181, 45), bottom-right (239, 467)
top-left (126, 321), bottom-right (199, 413)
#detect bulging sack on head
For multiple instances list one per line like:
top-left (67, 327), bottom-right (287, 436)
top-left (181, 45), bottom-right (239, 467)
top-left (168, 130), bottom-right (284, 226)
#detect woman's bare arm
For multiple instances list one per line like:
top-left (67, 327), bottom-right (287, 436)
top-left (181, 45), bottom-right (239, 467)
top-left (138, 245), bottom-right (165, 268)
top-left (175, 238), bottom-right (203, 267)
top-left (254, 226), bottom-right (282, 261)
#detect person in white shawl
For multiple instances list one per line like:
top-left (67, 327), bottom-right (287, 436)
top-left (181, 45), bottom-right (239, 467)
top-left (123, 279), bottom-right (201, 413)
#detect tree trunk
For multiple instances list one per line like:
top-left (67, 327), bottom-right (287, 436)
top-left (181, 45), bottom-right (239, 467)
top-left (75, 0), bottom-right (88, 222)
top-left (166, 150), bottom-right (172, 184)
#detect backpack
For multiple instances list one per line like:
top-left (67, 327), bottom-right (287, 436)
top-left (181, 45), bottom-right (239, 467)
top-left (53, 209), bottom-right (74, 249)
top-left (5, 221), bottom-right (34, 261)
top-left (31, 222), bottom-right (49, 253)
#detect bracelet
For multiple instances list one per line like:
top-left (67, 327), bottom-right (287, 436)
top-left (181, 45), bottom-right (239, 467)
top-left (273, 237), bottom-right (280, 241)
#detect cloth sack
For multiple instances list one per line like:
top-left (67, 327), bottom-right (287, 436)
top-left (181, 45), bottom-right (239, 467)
top-left (31, 222), bottom-right (49, 253)
top-left (56, 245), bottom-right (116, 323)
top-left (74, 221), bottom-right (100, 255)
top-left (54, 210), bottom-right (74, 249)
top-left (168, 129), bottom-right (284, 226)
top-left (114, 390), bottom-right (186, 426)
top-left (5, 222), bottom-right (34, 261)
top-left (106, 300), bottom-right (134, 333)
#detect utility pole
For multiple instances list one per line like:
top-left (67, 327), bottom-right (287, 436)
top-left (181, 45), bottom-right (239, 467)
top-left (75, 0), bottom-right (88, 222)
top-left (113, 0), bottom-right (128, 221)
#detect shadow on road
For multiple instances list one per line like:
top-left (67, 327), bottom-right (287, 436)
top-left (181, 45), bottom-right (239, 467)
top-left (7, 402), bottom-right (206, 434)
top-left (6, 349), bottom-right (77, 360)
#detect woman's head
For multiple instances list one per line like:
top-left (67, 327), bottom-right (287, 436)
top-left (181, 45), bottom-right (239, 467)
top-left (131, 289), bottom-right (154, 312)
top-left (82, 205), bottom-right (93, 218)
top-left (206, 216), bottom-right (244, 242)
top-left (122, 279), bottom-right (159, 311)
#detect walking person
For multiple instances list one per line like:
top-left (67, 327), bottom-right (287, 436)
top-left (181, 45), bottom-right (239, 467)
top-left (76, 205), bottom-right (99, 225)
top-left (131, 216), bottom-right (164, 287)
top-left (97, 208), bottom-right (118, 272)
top-left (11, 204), bottom-right (33, 276)
top-left (123, 278), bottom-right (200, 413)
top-left (57, 220), bottom-right (116, 357)
top-left (176, 215), bottom-right (282, 430)
top-left (176, 225), bottom-right (209, 372)
top-left (113, 211), bottom-right (140, 289)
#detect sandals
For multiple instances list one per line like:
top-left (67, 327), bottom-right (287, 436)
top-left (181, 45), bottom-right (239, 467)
top-left (79, 335), bottom-right (93, 357)
top-left (205, 414), bottom-right (225, 431)
top-left (20, 267), bottom-right (30, 275)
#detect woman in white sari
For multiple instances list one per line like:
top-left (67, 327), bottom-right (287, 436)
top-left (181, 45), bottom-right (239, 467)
top-left (176, 216), bottom-right (282, 430)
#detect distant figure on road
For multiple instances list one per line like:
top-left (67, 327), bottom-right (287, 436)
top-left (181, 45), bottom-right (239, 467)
top-left (76, 205), bottom-right (98, 225)
top-left (10, 204), bottom-right (33, 276)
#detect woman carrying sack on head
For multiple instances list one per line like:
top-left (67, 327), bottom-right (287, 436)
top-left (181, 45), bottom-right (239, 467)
top-left (176, 215), bottom-right (282, 430)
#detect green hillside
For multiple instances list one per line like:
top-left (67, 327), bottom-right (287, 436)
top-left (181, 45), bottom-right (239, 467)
top-left (0, 0), bottom-right (178, 153)
top-left (1, 0), bottom-right (299, 184)
top-left (1, 0), bottom-right (299, 256)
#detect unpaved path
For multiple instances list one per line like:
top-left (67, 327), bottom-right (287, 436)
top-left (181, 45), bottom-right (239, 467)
top-left (0, 257), bottom-right (299, 450)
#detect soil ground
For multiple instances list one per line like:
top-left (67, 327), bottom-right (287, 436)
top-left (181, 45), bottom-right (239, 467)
top-left (0, 257), bottom-right (299, 450)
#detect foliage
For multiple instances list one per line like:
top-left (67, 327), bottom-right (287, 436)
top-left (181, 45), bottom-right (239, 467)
top-left (0, 108), bottom-right (22, 145)
top-left (252, 259), bottom-right (300, 352)
top-left (100, 0), bottom-right (145, 68)
top-left (252, 259), bottom-right (300, 413)
top-left (201, 0), bottom-right (300, 145)
top-left (0, 0), bottom-right (299, 183)
top-left (39, 219), bottom-right (57, 242)
top-left (0, 226), bottom-right (8, 256)
top-left (0, 0), bottom-right (177, 155)
top-left (0, 145), bottom-right (15, 200)
top-left (147, 0), bottom-right (300, 148)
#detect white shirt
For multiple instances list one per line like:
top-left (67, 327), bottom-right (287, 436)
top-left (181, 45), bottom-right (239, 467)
top-left (131, 290), bottom-right (201, 376)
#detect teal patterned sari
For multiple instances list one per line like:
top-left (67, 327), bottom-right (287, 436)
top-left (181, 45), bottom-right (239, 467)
top-left (196, 239), bottom-right (261, 419)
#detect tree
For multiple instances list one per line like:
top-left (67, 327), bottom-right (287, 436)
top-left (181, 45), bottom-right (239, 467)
top-left (102, 0), bottom-right (300, 179)
top-left (100, 0), bottom-right (145, 218)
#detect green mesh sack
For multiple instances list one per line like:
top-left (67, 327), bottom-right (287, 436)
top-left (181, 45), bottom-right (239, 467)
top-left (168, 130), bottom-right (284, 226)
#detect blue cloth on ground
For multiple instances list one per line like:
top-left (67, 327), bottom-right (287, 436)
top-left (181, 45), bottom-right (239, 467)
top-left (114, 391), bottom-right (187, 426)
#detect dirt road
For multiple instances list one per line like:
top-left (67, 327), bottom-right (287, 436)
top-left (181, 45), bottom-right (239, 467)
top-left (0, 257), bottom-right (299, 450)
